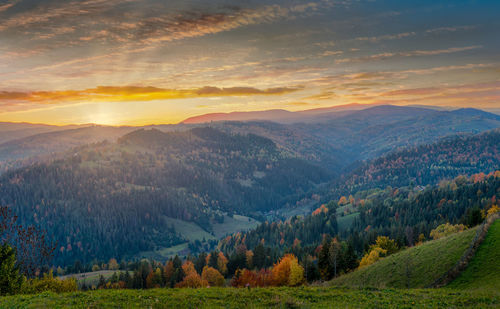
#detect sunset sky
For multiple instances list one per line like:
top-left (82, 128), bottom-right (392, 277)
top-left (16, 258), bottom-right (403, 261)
top-left (0, 0), bottom-right (499, 125)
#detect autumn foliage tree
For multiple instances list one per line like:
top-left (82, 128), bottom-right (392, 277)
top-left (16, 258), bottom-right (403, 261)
top-left (271, 254), bottom-right (304, 286)
top-left (201, 266), bottom-right (225, 286)
top-left (176, 261), bottom-right (208, 288)
top-left (359, 236), bottom-right (398, 268)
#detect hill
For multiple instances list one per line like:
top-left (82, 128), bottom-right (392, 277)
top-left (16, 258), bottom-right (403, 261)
top-left (295, 106), bottom-right (500, 162)
top-left (181, 103), bottom-right (376, 124)
top-left (219, 172), bottom-right (500, 267)
top-left (217, 106), bottom-right (500, 172)
top-left (0, 127), bottom-right (329, 266)
top-left (2, 105), bottom-right (499, 178)
top-left (447, 219), bottom-right (500, 291)
top-left (0, 125), bottom-right (136, 174)
top-left (329, 227), bottom-right (479, 288)
top-left (0, 122), bottom-right (82, 144)
top-left (322, 128), bottom-right (500, 202)
top-left (1, 286), bottom-right (498, 308)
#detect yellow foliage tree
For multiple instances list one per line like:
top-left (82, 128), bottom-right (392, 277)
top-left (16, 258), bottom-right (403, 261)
top-left (201, 266), bottom-right (225, 286)
top-left (487, 205), bottom-right (499, 217)
top-left (217, 252), bottom-right (228, 276)
top-left (21, 270), bottom-right (77, 294)
top-left (359, 247), bottom-right (387, 268)
top-left (288, 257), bottom-right (305, 286)
top-left (372, 236), bottom-right (398, 255)
top-left (108, 258), bottom-right (119, 270)
top-left (246, 250), bottom-right (254, 269)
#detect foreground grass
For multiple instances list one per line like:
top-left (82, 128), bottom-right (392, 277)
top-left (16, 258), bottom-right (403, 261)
top-left (448, 219), bottom-right (500, 291)
top-left (330, 227), bottom-right (477, 288)
top-left (2, 287), bottom-right (499, 308)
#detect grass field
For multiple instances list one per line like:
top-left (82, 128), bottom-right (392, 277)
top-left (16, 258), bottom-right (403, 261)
top-left (59, 270), bottom-right (132, 288)
top-left (137, 242), bottom-right (190, 260)
top-left (448, 219), bottom-right (500, 291)
top-left (330, 226), bottom-right (478, 289)
top-left (212, 214), bottom-right (260, 238)
top-left (163, 216), bottom-right (216, 242)
top-left (2, 287), bottom-right (498, 308)
top-left (337, 212), bottom-right (359, 231)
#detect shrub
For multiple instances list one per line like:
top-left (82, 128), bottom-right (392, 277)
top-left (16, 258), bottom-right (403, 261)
top-left (21, 271), bottom-right (77, 294)
top-left (430, 223), bottom-right (466, 240)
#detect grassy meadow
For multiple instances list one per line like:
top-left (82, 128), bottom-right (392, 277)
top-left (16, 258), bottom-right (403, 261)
top-left (2, 287), bottom-right (498, 308)
top-left (330, 226), bottom-right (478, 288)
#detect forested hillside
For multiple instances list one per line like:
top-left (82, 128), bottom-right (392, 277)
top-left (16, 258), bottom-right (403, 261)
top-left (220, 172), bottom-right (500, 270)
top-left (217, 106), bottom-right (500, 172)
top-left (3, 106), bottom-right (499, 178)
top-left (0, 127), bottom-right (329, 266)
top-left (0, 126), bottom-right (136, 174)
top-left (322, 128), bottom-right (500, 202)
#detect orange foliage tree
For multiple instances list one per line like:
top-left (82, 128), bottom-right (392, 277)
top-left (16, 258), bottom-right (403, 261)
top-left (175, 261), bottom-right (208, 288)
top-left (201, 266), bottom-right (225, 286)
top-left (271, 254), bottom-right (304, 286)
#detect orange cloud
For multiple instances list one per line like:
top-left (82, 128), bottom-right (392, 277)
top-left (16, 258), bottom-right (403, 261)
top-left (0, 85), bottom-right (301, 108)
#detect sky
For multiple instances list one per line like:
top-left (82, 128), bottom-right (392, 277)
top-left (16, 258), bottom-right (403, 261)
top-left (0, 0), bottom-right (499, 125)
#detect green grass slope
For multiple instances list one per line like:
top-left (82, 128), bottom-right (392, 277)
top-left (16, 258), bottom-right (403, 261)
top-left (447, 219), bottom-right (500, 291)
top-left (1, 287), bottom-right (498, 308)
top-left (330, 227), bottom-right (478, 289)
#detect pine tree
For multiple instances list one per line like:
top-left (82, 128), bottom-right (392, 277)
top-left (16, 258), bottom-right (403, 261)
top-left (208, 251), bottom-right (219, 269)
top-left (0, 244), bottom-right (23, 296)
top-left (318, 236), bottom-right (332, 280)
top-left (194, 252), bottom-right (207, 274)
top-left (253, 243), bottom-right (266, 269)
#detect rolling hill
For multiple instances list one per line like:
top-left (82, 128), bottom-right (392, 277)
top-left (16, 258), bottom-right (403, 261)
top-left (0, 125), bottom-right (136, 174)
top-left (2, 105), bottom-right (499, 178)
top-left (329, 227), bottom-right (479, 288)
top-left (447, 219), bottom-right (500, 291)
top-left (0, 127), bottom-right (330, 266)
top-left (321, 128), bottom-right (500, 202)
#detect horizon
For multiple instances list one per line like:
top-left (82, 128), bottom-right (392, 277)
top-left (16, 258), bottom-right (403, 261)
top-left (0, 103), bottom-right (497, 127)
top-left (1, 0), bottom-right (499, 125)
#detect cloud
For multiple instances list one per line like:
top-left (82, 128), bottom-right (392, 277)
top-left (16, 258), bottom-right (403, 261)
top-left (336, 46), bottom-right (482, 63)
top-left (380, 81), bottom-right (500, 97)
top-left (0, 1), bottom-right (324, 48)
top-left (195, 86), bottom-right (299, 96)
top-left (0, 0), bottom-right (126, 31)
top-left (319, 50), bottom-right (343, 57)
top-left (354, 32), bottom-right (416, 43)
top-left (0, 0), bottom-right (18, 13)
top-left (0, 85), bottom-right (302, 109)
top-left (302, 91), bottom-right (337, 100)
top-left (426, 25), bottom-right (477, 34)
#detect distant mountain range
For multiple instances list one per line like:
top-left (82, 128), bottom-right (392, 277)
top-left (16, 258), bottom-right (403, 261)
top-left (181, 104), bottom-right (500, 124)
top-left (1, 105), bottom-right (500, 175)
top-left (181, 103), bottom-right (379, 124)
